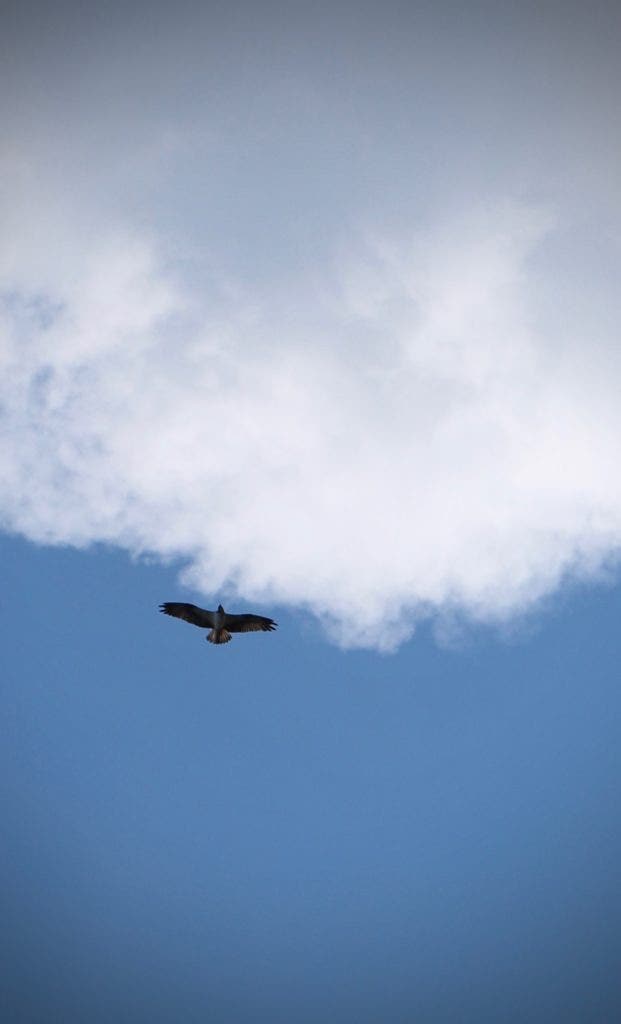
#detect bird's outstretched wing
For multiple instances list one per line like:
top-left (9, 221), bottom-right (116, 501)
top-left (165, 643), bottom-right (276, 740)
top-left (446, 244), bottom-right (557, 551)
top-left (223, 612), bottom-right (277, 633)
top-left (159, 603), bottom-right (216, 628)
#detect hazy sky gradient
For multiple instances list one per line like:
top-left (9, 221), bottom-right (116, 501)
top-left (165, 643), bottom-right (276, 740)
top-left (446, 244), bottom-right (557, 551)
top-left (2, 2), bottom-right (621, 1020)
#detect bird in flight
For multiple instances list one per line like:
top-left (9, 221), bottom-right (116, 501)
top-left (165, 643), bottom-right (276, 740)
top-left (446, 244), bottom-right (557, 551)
top-left (159, 602), bottom-right (277, 645)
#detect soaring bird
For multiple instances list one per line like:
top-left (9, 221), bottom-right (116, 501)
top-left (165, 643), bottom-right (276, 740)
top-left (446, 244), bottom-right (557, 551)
top-left (159, 602), bottom-right (277, 645)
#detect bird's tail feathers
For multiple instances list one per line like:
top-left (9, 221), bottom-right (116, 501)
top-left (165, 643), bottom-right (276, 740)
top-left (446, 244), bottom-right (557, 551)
top-left (207, 629), bottom-right (232, 645)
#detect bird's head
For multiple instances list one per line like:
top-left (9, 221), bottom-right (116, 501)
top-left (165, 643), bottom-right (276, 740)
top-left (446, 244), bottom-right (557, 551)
top-left (217, 603), bottom-right (224, 613)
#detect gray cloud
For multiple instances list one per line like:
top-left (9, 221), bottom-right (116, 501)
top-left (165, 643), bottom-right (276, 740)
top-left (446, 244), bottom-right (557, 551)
top-left (2, 2), bottom-right (620, 647)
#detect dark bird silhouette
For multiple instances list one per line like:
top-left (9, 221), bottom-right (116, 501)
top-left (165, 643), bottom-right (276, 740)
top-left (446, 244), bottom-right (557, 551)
top-left (159, 602), bottom-right (277, 645)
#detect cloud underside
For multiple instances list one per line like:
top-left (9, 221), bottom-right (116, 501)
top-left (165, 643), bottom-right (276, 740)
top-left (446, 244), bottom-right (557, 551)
top-left (2, 7), bottom-right (621, 648)
top-left (2, 202), bottom-right (620, 650)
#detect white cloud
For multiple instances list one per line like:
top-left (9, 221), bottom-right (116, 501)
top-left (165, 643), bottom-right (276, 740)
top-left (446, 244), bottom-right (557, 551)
top-left (2, 193), bottom-right (621, 649)
top-left (2, 3), bottom-right (621, 648)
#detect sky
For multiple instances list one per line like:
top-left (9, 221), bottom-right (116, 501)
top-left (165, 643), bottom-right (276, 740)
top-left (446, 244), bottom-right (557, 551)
top-left (1, 1), bottom-right (621, 1020)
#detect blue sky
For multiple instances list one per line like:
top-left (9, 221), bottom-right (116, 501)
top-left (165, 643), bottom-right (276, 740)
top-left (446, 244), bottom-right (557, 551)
top-left (2, 1), bottom-right (621, 1020)
top-left (3, 535), bottom-right (621, 1021)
